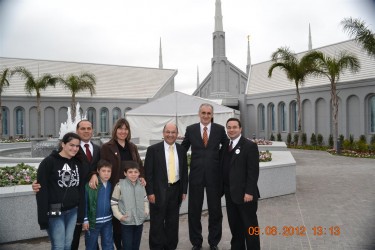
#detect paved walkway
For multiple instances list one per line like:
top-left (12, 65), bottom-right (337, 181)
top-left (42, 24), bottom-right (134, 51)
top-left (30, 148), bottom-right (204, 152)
top-left (1, 149), bottom-right (374, 250)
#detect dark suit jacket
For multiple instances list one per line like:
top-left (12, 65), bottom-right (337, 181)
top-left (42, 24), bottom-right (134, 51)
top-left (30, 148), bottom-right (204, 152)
top-left (79, 141), bottom-right (100, 182)
top-left (220, 136), bottom-right (260, 204)
top-left (181, 122), bottom-right (228, 186)
top-left (100, 139), bottom-right (143, 189)
top-left (144, 141), bottom-right (188, 206)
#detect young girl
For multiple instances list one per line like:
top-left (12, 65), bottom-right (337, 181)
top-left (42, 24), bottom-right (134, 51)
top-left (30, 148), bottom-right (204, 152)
top-left (36, 132), bottom-right (85, 250)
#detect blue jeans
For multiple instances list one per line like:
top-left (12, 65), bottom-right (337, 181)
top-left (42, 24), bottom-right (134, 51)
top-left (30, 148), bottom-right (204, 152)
top-left (47, 207), bottom-right (77, 250)
top-left (121, 224), bottom-right (143, 250)
top-left (85, 220), bottom-right (114, 250)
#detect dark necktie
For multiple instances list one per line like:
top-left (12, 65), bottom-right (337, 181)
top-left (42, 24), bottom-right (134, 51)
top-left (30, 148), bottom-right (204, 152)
top-left (203, 126), bottom-right (208, 147)
top-left (228, 140), bottom-right (233, 152)
top-left (84, 144), bottom-right (92, 162)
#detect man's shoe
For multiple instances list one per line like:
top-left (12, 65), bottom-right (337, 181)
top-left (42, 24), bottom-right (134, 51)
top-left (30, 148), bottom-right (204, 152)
top-left (210, 246), bottom-right (219, 250)
top-left (192, 246), bottom-right (201, 250)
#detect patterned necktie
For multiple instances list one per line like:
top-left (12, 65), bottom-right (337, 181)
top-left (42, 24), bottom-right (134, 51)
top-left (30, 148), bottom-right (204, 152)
top-left (203, 126), bottom-right (208, 147)
top-left (168, 145), bottom-right (176, 183)
top-left (228, 140), bottom-right (233, 152)
top-left (84, 144), bottom-right (92, 162)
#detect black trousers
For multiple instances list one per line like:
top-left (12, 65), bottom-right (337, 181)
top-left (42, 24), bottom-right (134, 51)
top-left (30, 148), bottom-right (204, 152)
top-left (188, 185), bottom-right (222, 247)
top-left (149, 184), bottom-right (180, 250)
top-left (224, 185), bottom-right (260, 250)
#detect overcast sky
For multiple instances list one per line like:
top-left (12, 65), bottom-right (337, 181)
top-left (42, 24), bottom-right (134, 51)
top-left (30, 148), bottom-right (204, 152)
top-left (0, 0), bottom-right (374, 94)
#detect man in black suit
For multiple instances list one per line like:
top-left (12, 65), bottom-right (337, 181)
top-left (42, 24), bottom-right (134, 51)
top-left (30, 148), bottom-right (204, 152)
top-left (71, 119), bottom-right (101, 250)
top-left (221, 118), bottom-right (260, 250)
top-left (145, 123), bottom-right (188, 250)
top-left (181, 103), bottom-right (228, 250)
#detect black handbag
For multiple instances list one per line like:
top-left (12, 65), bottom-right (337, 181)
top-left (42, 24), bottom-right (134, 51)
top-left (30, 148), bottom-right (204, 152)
top-left (47, 187), bottom-right (68, 217)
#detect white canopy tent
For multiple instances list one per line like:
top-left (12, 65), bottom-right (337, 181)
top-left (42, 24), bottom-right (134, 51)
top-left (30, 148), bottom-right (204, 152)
top-left (126, 91), bottom-right (239, 145)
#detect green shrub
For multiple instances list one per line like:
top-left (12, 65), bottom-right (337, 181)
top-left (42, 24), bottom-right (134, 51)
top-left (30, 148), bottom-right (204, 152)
top-left (370, 134), bottom-right (375, 144)
top-left (359, 135), bottom-right (367, 143)
top-left (317, 134), bottom-right (324, 146)
top-left (276, 133), bottom-right (282, 142)
top-left (287, 133), bottom-right (292, 145)
top-left (293, 134), bottom-right (299, 145)
top-left (301, 133), bottom-right (307, 146)
top-left (328, 134), bottom-right (334, 148)
top-left (339, 134), bottom-right (344, 142)
top-left (269, 133), bottom-right (275, 141)
top-left (342, 139), bottom-right (351, 150)
top-left (310, 133), bottom-right (317, 146)
top-left (354, 140), bottom-right (368, 152)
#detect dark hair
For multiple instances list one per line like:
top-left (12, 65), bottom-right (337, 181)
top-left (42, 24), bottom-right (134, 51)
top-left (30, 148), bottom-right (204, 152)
top-left (226, 118), bottom-right (241, 128)
top-left (112, 118), bottom-right (131, 141)
top-left (121, 161), bottom-right (140, 173)
top-left (59, 132), bottom-right (81, 151)
top-left (76, 119), bottom-right (92, 130)
top-left (97, 159), bottom-right (112, 171)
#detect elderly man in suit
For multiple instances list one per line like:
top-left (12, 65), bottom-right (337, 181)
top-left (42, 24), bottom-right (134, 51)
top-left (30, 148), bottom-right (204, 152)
top-left (221, 118), bottom-right (260, 250)
top-left (181, 103), bottom-right (228, 250)
top-left (145, 123), bottom-right (188, 250)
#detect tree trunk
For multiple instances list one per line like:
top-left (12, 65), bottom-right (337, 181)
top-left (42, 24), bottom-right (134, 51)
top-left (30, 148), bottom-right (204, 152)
top-left (331, 81), bottom-right (338, 151)
top-left (37, 93), bottom-right (42, 138)
top-left (296, 83), bottom-right (302, 145)
top-left (0, 96), bottom-right (3, 138)
top-left (71, 94), bottom-right (76, 122)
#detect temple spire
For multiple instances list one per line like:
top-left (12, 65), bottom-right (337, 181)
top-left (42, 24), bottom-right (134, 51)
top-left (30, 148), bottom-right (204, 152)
top-left (308, 23), bottom-right (312, 51)
top-left (197, 66), bottom-right (200, 88)
top-left (159, 37), bottom-right (163, 69)
top-left (246, 35), bottom-right (251, 76)
top-left (214, 0), bottom-right (223, 32)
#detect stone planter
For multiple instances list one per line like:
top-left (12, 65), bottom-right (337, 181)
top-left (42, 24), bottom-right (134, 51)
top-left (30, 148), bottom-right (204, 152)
top-left (0, 185), bottom-right (47, 243)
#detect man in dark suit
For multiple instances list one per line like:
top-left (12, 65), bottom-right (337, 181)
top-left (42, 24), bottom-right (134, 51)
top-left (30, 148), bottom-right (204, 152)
top-left (71, 119), bottom-right (101, 250)
top-left (145, 123), bottom-right (188, 250)
top-left (181, 103), bottom-right (228, 250)
top-left (221, 118), bottom-right (260, 250)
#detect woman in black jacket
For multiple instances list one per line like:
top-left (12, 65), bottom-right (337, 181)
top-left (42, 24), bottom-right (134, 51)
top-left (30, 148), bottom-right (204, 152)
top-left (36, 132), bottom-right (84, 250)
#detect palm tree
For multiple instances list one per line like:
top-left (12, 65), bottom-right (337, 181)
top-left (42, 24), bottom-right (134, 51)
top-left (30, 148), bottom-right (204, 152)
top-left (308, 51), bottom-right (360, 150)
top-left (341, 17), bottom-right (375, 58)
top-left (11, 67), bottom-right (59, 138)
top-left (0, 68), bottom-right (12, 138)
top-left (59, 72), bottom-right (96, 120)
top-left (268, 47), bottom-right (317, 144)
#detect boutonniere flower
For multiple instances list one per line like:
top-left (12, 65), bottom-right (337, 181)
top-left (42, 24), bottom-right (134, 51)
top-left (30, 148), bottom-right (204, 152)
top-left (235, 149), bottom-right (240, 154)
top-left (115, 152), bottom-right (118, 155)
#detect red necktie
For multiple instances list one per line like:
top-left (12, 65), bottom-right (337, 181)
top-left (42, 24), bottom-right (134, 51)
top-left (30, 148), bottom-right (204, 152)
top-left (203, 127), bottom-right (208, 147)
top-left (84, 144), bottom-right (92, 162)
top-left (228, 140), bottom-right (233, 152)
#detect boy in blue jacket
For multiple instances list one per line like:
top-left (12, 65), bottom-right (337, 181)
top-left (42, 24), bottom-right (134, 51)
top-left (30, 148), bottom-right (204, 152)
top-left (83, 160), bottom-right (114, 250)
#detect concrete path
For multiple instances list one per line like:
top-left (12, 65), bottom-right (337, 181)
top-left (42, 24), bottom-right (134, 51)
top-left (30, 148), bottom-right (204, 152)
top-left (1, 149), bottom-right (374, 250)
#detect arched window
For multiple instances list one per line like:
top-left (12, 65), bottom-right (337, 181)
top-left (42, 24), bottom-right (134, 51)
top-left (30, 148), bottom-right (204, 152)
top-left (15, 107), bottom-right (25, 135)
top-left (291, 101), bottom-right (298, 132)
top-left (279, 102), bottom-right (286, 132)
top-left (268, 103), bottom-right (275, 131)
top-left (100, 108), bottom-right (109, 133)
top-left (87, 108), bottom-right (96, 130)
top-left (1, 107), bottom-right (9, 135)
top-left (113, 108), bottom-right (121, 125)
top-left (258, 104), bottom-right (265, 131)
top-left (370, 96), bottom-right (375, 133)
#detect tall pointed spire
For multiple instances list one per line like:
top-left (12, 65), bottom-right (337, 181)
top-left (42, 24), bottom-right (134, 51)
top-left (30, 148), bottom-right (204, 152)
top-left (308, 23), bottom-right (312, 51)
top-left (214, 0), bottom-right (223, 32)
top-left (159, 37), bottom-right (163, 69)
top-left (197, 66), bottom-right (200, 89)
top-left (246, 35), bottom-right (251, 76)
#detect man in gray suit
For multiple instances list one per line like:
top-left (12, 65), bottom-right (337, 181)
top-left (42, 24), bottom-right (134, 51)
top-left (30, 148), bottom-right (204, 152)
top-left (145, 123), bottom-right (188, 250)
top-left (181, 103), bottom-right (228, 250)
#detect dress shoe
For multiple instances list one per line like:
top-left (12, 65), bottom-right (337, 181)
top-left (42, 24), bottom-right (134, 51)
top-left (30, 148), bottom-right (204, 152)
top-left (192, 246), bottom-right (201, 250)
top-left (210, 246), bottom-right (219, 250)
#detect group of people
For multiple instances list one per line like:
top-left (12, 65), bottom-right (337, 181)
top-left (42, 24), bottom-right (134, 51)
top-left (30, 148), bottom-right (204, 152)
top-left (34, 103), bottom-right (261, 250)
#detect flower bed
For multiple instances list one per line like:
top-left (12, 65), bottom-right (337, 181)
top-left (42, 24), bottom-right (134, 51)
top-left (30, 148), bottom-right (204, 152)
top-left (0, 138), bottom-right (30, 143)
top-left (0, 163), bottom-right (37, 187)
top-left (259, 150), bottom-right (272, 162)
top-left (249, 138), bottom-right (273, 145)
top-left (327, 149), bottom-right (375, 159)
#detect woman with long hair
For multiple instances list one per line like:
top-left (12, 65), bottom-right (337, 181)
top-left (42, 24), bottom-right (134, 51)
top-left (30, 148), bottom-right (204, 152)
top-left (36, 132), bottom-right (85, 250)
